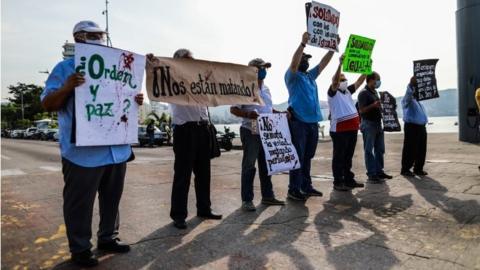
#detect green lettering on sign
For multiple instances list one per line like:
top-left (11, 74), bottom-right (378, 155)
top-left (342, 34), bottom-right (376, 74)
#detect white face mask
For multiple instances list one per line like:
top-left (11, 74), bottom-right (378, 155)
top-left (85, 39), bottom-right (106, 46)
top-left (339, 81), bottom-right (348, 91)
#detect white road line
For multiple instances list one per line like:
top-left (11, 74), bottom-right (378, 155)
top-left (1, 155), bottom-right (12, 160)
top-left (1, 169), bottom-right (26, 176)
top-left (39, 166), bottom-right (62, 172)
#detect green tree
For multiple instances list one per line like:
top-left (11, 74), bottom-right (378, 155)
top-left (7, 83), bottom-right (45, 121)
top-left (1, 103), bottom-right (20, 128)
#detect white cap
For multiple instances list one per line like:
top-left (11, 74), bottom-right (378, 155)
top-left (73, 21), bottom-right (105, 34)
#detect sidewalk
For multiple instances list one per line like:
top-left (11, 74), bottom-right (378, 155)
top-left (1, 133), bottom-right (479, 269)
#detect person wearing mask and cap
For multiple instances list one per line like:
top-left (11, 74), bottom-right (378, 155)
top-left (357, 71), bottom-right (393, 184)
top-left (230, 58), bottom-right (286, 211)
top-left (146, 49), bottom-right (222, 230)
top-left (41, 21), bottom-right (144, 267)
top-left (328, 54), bottom-right (366, 191)
top-left (400, 76), bottom-right (429, 177)
top-left (284, 32), bottom-right (337, 201)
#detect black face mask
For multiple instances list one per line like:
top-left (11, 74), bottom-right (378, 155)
top-left (298, 60), bottom-right (309, 72)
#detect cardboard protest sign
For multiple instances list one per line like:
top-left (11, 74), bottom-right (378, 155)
top-left (74, 43), bottom-right (145, 146)
top-left (145, 57), bottom-right (263, 106)
top-left (380, 91), bottom-right (401, 132)
top-left (343, 34), bottom-right (376, 74)
top-left (257, 113), bottom-right (301, 175)
top-left (305, 1), bottom-right (340, 51)
top-left (413, 59), bottom-right (439, 101)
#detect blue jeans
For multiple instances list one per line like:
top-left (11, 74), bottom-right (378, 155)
top-left (360, 119), bottom-right (385, 177)
top-left (240, 127), bottom-right (274, 202)
top-left (288, 119), bottom-right (319, 193)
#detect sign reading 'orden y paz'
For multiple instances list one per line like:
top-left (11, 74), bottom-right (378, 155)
top-left (74, 43), bottom-right (146, 146)
top-left (305, 1), bottom-right (340, 51)
top-left (414, 59), bottom-right (439, 101)
top-left (343, 34), bottom-right (376, 74)
top-left (257, 113), bottom-right (301, 176)
top-left (145, 57), bottom-right (263, 106)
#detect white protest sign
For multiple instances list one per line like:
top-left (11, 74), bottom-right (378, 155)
top-left (257, 113), bottom-right (301, 175)
top-left (74, 43), bottom-right (146, 146)
top-left (306, 1), bottom-right (340, 51)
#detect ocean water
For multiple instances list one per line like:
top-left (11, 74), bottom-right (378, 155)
top-left (215, 116), bottom-right (460, 138)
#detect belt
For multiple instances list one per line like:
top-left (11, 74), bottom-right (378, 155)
top-left (182, 120), bottom-right (209, 127)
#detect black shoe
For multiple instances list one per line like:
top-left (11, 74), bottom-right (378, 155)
top-left (345, 181), bottom-right (365, 188)
top-left (71, 250), bottom-right (98, 268)
top-left (333, 184), bottom-right (351, 192)
top-left (287, 190), bottom-right (307, 201)
top-left (378, 172), bottom-right (393, 179)
top-left (97, 238), bottom-right (130, 253)
top-left (304, 188), bottom-right (323, 197)
top-left (414, 170), bottom-right (428, 176)
top-left (401, 170), bottom-right (415, 177)
top-left (367, 176), bottom-right (385, 184)
top-left (173, 220), bottom-right (187, 229)
top-left (197, 211), bottom-right (222, 220)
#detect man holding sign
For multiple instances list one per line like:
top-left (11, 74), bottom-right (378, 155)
top-left (284, 32), bottom-right (336, 201)
top-left (41, 21), bottom-right (144, 267)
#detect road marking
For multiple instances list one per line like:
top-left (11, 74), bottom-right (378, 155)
top-left (1, 155), bottom-right (12, 160)
top-left (1, 169), bottom-right (26, 176)
top-left (39, 166), bottom-right (62, 172)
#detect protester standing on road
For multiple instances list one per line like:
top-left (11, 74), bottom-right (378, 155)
top-left (230, 58), bottom-right (286, 211)
top-left (284, 32), bottom-right (336, 201)
top-left (41, 21), bottom-right (144, 267)
top-left (358, 72), bottom-right (393, 183)
top-left (146, 49), bottom-right (222, 230)
top-left (328, 55), bottom-right (366, 191)
top-left (400, 77), bottom-right (429, 177)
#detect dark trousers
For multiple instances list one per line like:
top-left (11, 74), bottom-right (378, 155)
top-left (401, 122), bottom-right (427, 172)
top-left (330, 130), bottom-right (358, 185)
top-left (170, 123), bottom-right (211, 221)
top-left (288, 119), bottom-right (319, 193)
top-left (62, 159), bottom-right (126, 254)
top-left (240, 127), bottom-right (274, 202)
top-left (360, 119), bottom-right (385, 177)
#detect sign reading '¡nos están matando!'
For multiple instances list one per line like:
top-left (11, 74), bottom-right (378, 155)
top-left (343, 34), bottom-right (376, 74)
top-left (145, 56), bottom-right (264, 106)
top-left (74, 43), bottom-right (146, 147)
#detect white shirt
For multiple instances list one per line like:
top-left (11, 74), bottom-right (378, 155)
top-left (170, 104), bottom-right (209, 125)
top-left (233, 84), bottom-right (273, 131)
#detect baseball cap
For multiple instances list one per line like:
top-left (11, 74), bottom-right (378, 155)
top-left (73, 21), bottom-right (106, 34)
top-left (248, 58), bottom-right (272, 68)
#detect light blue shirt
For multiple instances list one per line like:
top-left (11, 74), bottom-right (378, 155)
top-left (285, 65), bottom-right (323, 123)
top-left (234, 84), bottom-right (273, 131)
top-left (402, 85), bottom-right (428, 125)
top-left (41, 57), bottom-right (132, 167)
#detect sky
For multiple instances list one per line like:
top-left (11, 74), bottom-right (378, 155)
top-left (1, 0), bottom-right (458, 104)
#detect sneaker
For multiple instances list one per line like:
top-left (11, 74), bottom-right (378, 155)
top-left (287, 190), bottom-right (307, 201)
top-left (242, 201), bottom-right (256, 211)
top-left (333, 184), bottom-right (351, 192)
top-left (367, 176), bottom-right (385, 184)
top-left (401, 170), bottom-right (415, 177)
top-left (173, 219), bottom-right (187, 229)
top-left (71, 250), bottom-right (98, 268)
top-left (261, 197), bottom-right (285, 205)
top-left (378, 172), bottom-right (393, 179)
top-left (304, 188), bottom-right (323, 197)
top-left (414, 170), bottom-right (428, 176)
top-left (345, 181), bottom-right (365, 188)
top-left (97, 238), bottom-right (130, 253)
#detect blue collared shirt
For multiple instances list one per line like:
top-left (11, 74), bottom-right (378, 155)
top-left (402, 85), bottom-right (428, 125)
top-left (233, 84), bottom-right (273, 132)
top-left (41, 57), bottom-right (131, 167)
top-left (285, 65), bottom-right (323, 123)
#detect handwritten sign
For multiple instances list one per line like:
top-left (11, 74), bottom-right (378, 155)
top-left (414, 59), bottom-right (439, 101)
top-left (305, 1), bottom-right (340, 51)
top-left (343, 34), bottom-right (376, 74)
top-left (257, 113), bottom-right (301, 175)
top-left (145, 57), bottom-right (263, 106)
top-left (380, 91), bottom-right (401, 132)
top-left (74, 43), bottom-right (145, 146)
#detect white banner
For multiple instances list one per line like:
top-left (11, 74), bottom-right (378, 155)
top-left (306, 1), bottom-right (340, 51)
top-left (257, 113), bottom-right (301, 175)
top-left (74, 43), bottom-right (145, 146)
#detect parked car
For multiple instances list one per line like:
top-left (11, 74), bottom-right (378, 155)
top-left (40, 129), bottom-right (59, 141)
top-left (24, 127), bottom-right (38, 139)
top-left (53, 130), bottom-right (59, 141)
top-left (10, 129), bottom-right (25, 139)
top-left (138, 125), bottom-right (168, 146)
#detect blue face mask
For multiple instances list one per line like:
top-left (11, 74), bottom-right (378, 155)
top-left (375, 80), bottom-right (382, 89)
top-left (258, 68), bottom-right (267, 80)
